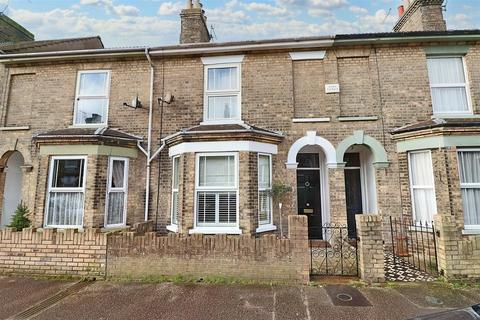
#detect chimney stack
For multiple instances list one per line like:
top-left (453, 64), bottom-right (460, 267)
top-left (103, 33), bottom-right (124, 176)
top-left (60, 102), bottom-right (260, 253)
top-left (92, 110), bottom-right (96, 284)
top-left (393, 0), bottom-right (446, 32)
top-left (180, 0), bottom-right (211, 44)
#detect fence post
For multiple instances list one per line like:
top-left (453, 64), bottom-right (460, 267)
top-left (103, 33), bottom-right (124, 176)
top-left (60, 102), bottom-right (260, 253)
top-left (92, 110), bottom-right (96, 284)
top-left (356, 214), bottom-right (385, 283)
top-left (288, 215), bottom-right (310, 284)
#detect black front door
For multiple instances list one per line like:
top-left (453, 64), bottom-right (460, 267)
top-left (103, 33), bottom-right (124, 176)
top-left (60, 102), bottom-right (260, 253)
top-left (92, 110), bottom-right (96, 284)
top-left (296, 154), bottom-right (322, 239)
top-left (344, 153), bottom-right (363, 238)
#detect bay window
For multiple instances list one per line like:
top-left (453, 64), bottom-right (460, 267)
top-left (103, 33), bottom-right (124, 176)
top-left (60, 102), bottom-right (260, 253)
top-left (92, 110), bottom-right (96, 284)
top-left (74, 70), bottom-right (110, 126)
top-left (195, 153), bottom-right (238, 231)
top-left (427, 57), bottom-right (471, 115)
top-left (46, 156), bottom-right (86, 228)
top-left (457, 150), bottom-right (480, 229)
top-left (204, 64), bottom-right (241, 123)
top-left (408, 151), bottom-right (437, 223)
top-left (105, 157), bottom-right (128, 227)
top-left (258, 154), bottom-right (273, 228)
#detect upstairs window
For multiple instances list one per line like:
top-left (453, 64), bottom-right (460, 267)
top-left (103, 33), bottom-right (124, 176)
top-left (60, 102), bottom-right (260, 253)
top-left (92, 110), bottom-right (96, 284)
top-left (427, 57), bottom-right (471, 115)
top-left (74, 71), bottom-right (110, 126)
top-left (204, 65), bottom-right (241, 122)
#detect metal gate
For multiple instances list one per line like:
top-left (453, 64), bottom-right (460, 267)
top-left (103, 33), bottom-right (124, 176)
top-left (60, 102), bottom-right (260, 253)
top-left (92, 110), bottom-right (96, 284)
top-left (310, 224), bottom-right (359, 276)
top-left (386, 216), bottom-right (439, 281)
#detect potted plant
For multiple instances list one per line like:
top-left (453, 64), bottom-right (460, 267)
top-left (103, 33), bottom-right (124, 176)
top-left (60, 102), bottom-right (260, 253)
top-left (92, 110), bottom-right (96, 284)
top-left (268, 182), bottom-right (292, 238)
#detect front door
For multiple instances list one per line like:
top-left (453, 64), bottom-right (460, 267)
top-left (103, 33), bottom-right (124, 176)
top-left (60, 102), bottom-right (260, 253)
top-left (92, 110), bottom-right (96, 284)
top-left (344, 153), bottom-right (363, 238)
top-left (297, 153), bottom-right (322, 239)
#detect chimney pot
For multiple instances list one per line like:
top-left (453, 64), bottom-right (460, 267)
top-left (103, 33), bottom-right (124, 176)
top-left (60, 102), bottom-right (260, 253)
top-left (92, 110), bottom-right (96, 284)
top-left (398, 5), bottom-right (405, 17)
top-left (185, 0), bottom-right (192, 9)
top-left (193, 0), bottom-right (201, 9)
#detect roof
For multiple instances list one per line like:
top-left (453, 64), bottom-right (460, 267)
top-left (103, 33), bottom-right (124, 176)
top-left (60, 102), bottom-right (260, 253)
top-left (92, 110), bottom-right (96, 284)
top-left (181, 122), bottom-right (282, 136)
top-left (392, 118), bottom-right (480, 134)
top-left (1, 29), bottom-right (479, 63)
top-left (34, 127), bottom-right (142, 142)
top-left (0, 36), bottom-right (104, 54)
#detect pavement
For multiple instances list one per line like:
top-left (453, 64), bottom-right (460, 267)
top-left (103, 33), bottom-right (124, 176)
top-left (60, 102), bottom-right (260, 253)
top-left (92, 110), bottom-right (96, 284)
top-left (1, 276), bottom-right (480, 320)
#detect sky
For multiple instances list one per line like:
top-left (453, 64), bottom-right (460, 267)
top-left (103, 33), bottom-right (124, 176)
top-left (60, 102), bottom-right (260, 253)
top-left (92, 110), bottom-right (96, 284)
top-left (2, 0), bottom-right (479, 48)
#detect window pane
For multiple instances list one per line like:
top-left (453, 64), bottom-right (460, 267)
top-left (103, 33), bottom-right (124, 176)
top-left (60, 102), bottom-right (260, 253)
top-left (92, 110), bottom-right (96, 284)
top-left (458, 151), bottom-right (480, 226)
top-left (47, 192), bottom-right (84, 226)
top-left (79, 72), bottom-right (108, 96)
top-left (462, 189), bottom-right (480, 226)
top-left (409, 152), bottom-right (434, 186)
top-left (199, 156), bottom-right (235, 187)
top-left (412, 189), bottom-right (436, 222)
top-left (427, 58), bottom-right (465, 85)
top-left (173, 157), bottom-right (180, 189)
top-left (52, 159), bottom-right (84, 188)
top-left (218, 192), bottom-right (236, 223)
top-left (172, 191), bottom-right (178, 225)
top-left (111, 160), bottom-right (125, 188)
top-left (458, 151), bottom-right (480, 184)
top-left (431, 87), bottom-right (468, 113)
top-left (197, 192), bottom-right (216, 224)
top-left (259, 190), bottom-right (271, 225)
top-left (207, 96), bottom-right (239, 120)
top-left (207, 67), bottom-right (237, 90)
top-left (258, 155), bottom-right (271, 189)
top-left (107, 192), bottom-right (125, 225)
top-left (75, 98), bottom-right (108, 124)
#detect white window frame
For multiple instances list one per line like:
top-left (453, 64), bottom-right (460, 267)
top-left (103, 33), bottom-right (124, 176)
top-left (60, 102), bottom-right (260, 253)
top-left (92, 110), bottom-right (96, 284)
top-left (457, 148), bottom-right (480, 231)
top-left (104, 157), bottom-right (129, 228)
top-left (45, 155), bottom-right (87, 229)
top-left (73, 70), bottom-right (111, 127)
top-left (408, 150), bottom-right (438, 223)
top-left (167, 156), bottom-right (180, 232)
top-left (202, 63), bottom-right (242, 125)
top-left (427, 56), bottom-right (473, 116)
top-left (191, 152), bottom-right (241, 234)
top-left (257, 153), bottom-right (276, 233)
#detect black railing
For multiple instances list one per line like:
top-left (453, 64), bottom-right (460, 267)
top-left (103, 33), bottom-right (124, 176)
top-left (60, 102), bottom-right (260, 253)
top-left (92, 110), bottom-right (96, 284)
top-left (310, 224), bottom-right (358, 276)
top-left (388, 216), bottom-right (439, 276)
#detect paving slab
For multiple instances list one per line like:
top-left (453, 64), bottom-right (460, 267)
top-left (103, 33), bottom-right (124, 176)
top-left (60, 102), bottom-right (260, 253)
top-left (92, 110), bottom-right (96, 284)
top-left (0, 276), bottom-right (73, 319)
top-left (393, 283), bottom-right (477, 309)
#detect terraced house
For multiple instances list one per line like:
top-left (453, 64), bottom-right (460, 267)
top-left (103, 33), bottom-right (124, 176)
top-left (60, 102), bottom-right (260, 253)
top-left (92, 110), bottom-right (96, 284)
top-left (0, 0), bottom-right (479, 282)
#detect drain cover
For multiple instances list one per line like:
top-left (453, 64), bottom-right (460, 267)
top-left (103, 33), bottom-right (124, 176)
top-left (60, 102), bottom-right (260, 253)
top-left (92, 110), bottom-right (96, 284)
top-left (325, 285), bottom-right (372, 307)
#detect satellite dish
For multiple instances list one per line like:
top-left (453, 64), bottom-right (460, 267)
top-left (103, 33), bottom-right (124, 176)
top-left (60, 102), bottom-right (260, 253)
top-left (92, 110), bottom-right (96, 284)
top-left (132, 96), bottom-right (142, 109)
top-left (159, 93), bottom-right (174, 104)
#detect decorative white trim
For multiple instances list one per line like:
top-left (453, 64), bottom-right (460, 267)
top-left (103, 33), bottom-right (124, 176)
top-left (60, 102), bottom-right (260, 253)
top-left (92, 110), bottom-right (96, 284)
top-left (166, 224), bottom-right (178, 233)
top-left (189, 227), bottom-right (242, 235)
top-left (201, 55), bottom-right (245, 65)
top-left (169, 141), bottom-right (278, 157)
top-left (0, 126), bottom-right (30, 131)
top-left (292, 117), bottom-right (330, 123)
top-left (289, 51), bottom-right (326, 61)
top-left (199, 120), bottom-right (245, 126)
top-left (431, 114), bottom-right (480, 119)
top-left (286, 131), bottom-right (337, 168)
top-left (256, 224), bottom-right (277, 233)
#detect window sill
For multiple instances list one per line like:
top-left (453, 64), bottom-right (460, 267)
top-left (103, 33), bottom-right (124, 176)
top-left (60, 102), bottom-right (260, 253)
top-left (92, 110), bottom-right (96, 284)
top-left (462, 229), bottom-right (480, 235)
top-left (0, 126), bottom-right (30, 131)
top-left (199, 120), bottom-right (244, 126)
top-left (166, 224), bottom-right (178, 233)
top-left (189, 227), bottom-right (242, 235)
top-left (292, 117), bottom-right (330, 123)
top-left (431, 114), bottom-right (480, 119)
top-left (337, 116), bottom-right (379, 122)
top-left (69, 124), bottom-right (107, 129)
top-left (256, 224), bottom-right (277, 233)
top-left (102, 225), bottom-right (128, 232)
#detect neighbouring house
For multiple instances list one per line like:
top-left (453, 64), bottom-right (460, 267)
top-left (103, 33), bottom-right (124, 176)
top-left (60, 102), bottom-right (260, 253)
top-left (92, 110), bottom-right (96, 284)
top-left (0, 0), bottom-right (479, 281)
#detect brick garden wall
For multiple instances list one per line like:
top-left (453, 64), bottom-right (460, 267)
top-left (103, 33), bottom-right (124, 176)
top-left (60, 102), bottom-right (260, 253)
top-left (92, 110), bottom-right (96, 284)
top-left (0, 228), bottom-right (107, 277)
top-left (106, 215), bottom-right (310, 283)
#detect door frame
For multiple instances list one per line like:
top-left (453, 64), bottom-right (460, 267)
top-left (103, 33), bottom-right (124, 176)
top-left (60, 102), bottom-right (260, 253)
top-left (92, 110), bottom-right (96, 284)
top-left (295, 151), bottom-right (330, 237)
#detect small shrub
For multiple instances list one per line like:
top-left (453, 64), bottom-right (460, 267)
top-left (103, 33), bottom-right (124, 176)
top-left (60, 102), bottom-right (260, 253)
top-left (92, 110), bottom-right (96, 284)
top-left (9, 201), bottom-right (31, 231)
